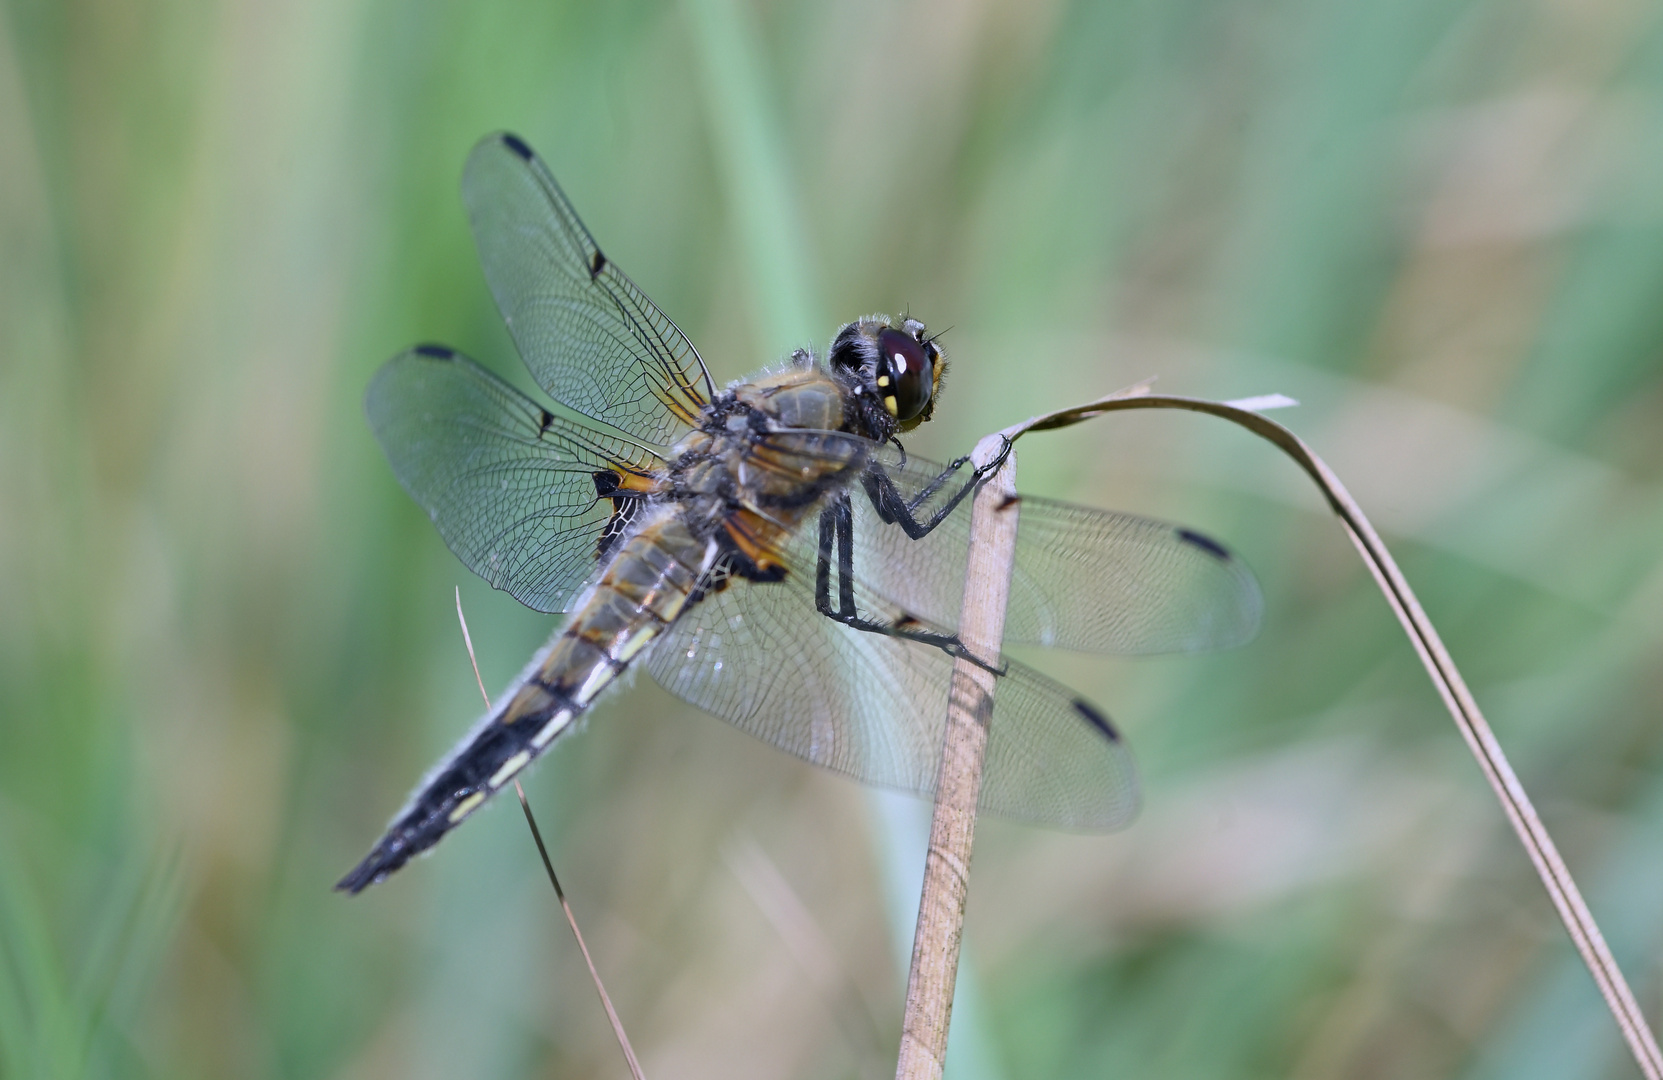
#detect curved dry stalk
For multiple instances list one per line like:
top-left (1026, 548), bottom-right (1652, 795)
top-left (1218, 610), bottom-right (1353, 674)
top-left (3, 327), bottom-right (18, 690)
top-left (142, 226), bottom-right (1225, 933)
top-left (894, 387), bottom-right (1663, 1080)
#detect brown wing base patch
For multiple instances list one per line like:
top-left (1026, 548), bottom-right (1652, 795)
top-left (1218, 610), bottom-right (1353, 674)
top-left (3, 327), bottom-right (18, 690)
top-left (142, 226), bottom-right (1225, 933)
top-left (593, 467), bottom-right (661, 560)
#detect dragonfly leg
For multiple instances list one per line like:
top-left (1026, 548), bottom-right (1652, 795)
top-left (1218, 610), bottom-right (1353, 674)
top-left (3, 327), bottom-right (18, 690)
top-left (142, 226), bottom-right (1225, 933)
top-left (813, 493), bottom-right (1004, 676)
top-left (814, 494), bottom-right (858, 619)
top-left (860, 435), bottom-right (1012, 540)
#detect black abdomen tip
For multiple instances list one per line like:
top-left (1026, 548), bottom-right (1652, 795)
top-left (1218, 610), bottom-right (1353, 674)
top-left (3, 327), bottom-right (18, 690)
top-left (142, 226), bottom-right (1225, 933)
top-left (336, 839), bottom-right (411, 894)
top-left (335, 785), bottom-right (477, 893)
top-left (501, 133), bottom-right (534, 160)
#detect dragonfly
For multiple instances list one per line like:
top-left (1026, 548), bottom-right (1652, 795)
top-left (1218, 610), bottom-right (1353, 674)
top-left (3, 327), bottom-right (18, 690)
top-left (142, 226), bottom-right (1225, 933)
top-left (337, 132), bottom-right (1262, 893)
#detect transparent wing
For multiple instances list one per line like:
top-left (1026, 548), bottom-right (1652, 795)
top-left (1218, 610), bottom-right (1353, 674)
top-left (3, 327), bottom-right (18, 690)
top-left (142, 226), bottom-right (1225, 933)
top-left (365, 344), bottom-right (664, 614)
top-left (462, 132), bottom-right (714, 448)
top-left (997, 494), bottom-right (1262, 652)
top-left (763, 433), bottom-right (1263, 655)
top-left (645, 517), bottom-right (1140, 828)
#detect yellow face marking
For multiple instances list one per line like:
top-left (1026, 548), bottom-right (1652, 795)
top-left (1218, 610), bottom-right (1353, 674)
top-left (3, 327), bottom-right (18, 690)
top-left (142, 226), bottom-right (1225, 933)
top-left (883, 395), bottom-right (899, 416)
top-left (490, 751), bottom-right (531, 788)
top-left (448, 791), bottom-right (486, 823)
top-left (877, 374), bottom-right (890, 388)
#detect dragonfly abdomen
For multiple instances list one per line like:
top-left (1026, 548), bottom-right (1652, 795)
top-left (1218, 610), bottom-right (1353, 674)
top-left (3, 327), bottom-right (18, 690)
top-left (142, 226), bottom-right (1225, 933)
top-left (336, 507), bottom-right (714, 893)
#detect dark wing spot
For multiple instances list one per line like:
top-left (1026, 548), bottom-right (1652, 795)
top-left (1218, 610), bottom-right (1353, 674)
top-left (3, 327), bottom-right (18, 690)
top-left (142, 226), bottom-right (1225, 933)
top-left (596, 493), bottom-right (643, 561)
top-left (501, 132), bottom-right (534, 160)
top-left (996, 494), bottom-right (1021, 511)
top-left (893, 614), bottom-right (921, 630)
top-left (414, 343), bottom-right (455, 359)
top-left (590, 249), bottom-right (607, 279)
top-left (1176, 528), bottom-right (1230, 561)
top-left (539, 408), bottom-right (556, 433)
top-left (592, 470), bottom-right (621, 497)
top-left (1073, 699), bottom-right (1120, 742)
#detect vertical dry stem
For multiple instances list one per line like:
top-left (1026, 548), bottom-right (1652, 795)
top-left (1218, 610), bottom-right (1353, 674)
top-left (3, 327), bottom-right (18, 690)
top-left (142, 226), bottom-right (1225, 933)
top-left (891, 387), bottom-right (1662, 1080)
top-left (894, 436), bottom-right (1020, 1080)
top-left (1007, 390), bottom-right (1663, 1079)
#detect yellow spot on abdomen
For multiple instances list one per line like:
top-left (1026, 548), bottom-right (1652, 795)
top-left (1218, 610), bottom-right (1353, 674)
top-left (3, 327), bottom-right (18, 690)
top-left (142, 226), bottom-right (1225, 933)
top-left (532, 710), bottom-right (573, 748)
top-left (572, 663), bottom-right (614, 705)
top-left (490, 751), bottom-right (531, 787)
top-left (617, 626), bottom-right (657, 662)
top-left (448, 791), bottom-right (486, 823)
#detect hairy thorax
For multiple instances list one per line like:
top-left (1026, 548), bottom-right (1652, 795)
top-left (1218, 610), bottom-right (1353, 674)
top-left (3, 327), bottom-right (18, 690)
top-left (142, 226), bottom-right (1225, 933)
top-left (667, 365), bottom-right (868, 575)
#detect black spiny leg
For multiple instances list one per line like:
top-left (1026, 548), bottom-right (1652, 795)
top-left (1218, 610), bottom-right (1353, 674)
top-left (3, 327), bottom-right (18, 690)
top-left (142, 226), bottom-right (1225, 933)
top-left (860, 435), bottom-right (1011, 540)
top-left (814, 493), bottom-right (860, 622)
top-left (813, 491), bottom-right (1003, 675)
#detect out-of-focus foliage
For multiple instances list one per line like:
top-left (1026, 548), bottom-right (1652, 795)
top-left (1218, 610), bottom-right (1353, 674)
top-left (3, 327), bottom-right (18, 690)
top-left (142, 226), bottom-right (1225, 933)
top-left (5, 0), bottom-right (1663, 1075)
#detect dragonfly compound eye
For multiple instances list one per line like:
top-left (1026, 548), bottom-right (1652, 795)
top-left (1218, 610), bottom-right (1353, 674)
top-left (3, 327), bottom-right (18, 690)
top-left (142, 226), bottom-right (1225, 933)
top-left (876, 328), bottom-right (933, 422)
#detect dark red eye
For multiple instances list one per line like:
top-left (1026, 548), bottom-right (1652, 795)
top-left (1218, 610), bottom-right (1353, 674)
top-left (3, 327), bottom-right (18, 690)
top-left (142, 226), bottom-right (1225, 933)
top-left (876, 328), bottom-right (932, 422)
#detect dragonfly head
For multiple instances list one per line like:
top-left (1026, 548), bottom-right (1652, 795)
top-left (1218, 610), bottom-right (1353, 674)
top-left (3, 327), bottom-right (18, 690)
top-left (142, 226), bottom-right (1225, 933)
top-left (828, 315), bottom-right (946, 434)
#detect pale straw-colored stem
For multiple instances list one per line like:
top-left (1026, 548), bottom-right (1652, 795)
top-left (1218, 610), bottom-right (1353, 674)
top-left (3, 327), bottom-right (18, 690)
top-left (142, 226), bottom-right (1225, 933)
top-left (894, 435), bottom-right (1020, 1080)
top-left (892, 387), bottom-right (1661, 1079)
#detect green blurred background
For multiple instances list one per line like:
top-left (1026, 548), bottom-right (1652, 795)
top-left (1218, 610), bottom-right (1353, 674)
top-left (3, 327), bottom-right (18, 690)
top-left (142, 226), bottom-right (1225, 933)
top-left (6, 0), bottom-right (1663, 1075)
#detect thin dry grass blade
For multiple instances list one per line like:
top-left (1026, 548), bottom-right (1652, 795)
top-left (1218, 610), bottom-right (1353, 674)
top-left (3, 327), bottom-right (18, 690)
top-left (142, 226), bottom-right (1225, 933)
top-left (513, 783), bottom-right (647, 1080)
top-left (454, 591), bottom-right (647, 1080)
top-left (993, 391), bottom-right (1663, 1080)
top-left (455, 587), bottom-right (491, 707)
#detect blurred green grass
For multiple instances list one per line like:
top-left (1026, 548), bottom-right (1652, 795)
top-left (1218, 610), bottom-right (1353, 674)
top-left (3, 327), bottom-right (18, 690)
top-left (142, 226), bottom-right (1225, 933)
top-left (6, 0), bottom-right (1663, 1076)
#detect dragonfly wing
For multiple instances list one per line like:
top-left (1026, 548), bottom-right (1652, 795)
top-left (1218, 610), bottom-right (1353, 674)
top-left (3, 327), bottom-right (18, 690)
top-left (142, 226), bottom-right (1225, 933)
top-left (997, 493), bottom-right (1262, 653)
top-left (365, 345), bottom-right (662, 613)
top-left (645, 523), bottom-right (1140, 828)
top-left (462, 132), bottom-right (713, 448)
top-left (785, 437), bottom-right (1264, 655)
top-left (979, 657), bottom-right (1140, 828)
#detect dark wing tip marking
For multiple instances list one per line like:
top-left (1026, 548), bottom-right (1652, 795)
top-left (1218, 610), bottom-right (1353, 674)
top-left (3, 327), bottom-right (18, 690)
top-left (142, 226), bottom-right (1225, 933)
top-left (413, 343), bottom-right (456, 359)
top-left (1176, 527), bottom-right (1231, 561)
top-left (996, 494), bottom-right (1022, 511)
top-left (1073, 698), bottom-right (1121, 742)
top-left (501, 132), bottom-right (534, 160)
top-left (589, 249), bottom-right (607, 279)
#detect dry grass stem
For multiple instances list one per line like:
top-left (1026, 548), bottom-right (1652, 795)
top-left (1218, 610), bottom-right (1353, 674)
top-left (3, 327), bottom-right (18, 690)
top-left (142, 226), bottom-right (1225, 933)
top-left (512, 783), bottom-right (647, 1080)
top-left (894, 436), bottom-right (1021, 1080)
top-left (455, 587), bottom-right (492, 708)
top-left (454, 590), bottom-right (647, 1080)
top-left (944, 386), bottom-right (1659, 1080)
